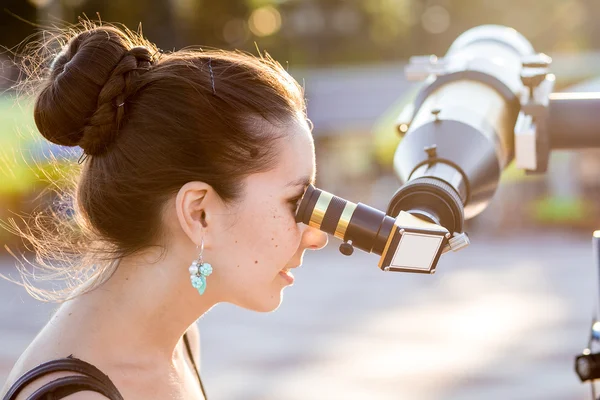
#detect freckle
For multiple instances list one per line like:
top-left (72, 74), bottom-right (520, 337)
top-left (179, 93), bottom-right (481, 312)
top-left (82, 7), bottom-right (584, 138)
top-left (235, 240), bottom-right (238, 243)
top-left (237, 265), bottom-right (240, 268)
top-left (275, 245), bottom-right (278, 247)
top-left (271, 238), bottom-right (274, 241)
top-left (255, 260), bottom-right (258, 264)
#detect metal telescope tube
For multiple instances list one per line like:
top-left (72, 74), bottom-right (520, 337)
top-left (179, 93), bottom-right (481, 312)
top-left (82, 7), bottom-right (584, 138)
top-left (548, 92), bottom-right (600, 149)
top-left (390, 25), bottom-right (536, 229)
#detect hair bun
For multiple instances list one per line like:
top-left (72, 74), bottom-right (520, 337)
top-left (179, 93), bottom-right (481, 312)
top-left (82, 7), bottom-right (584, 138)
top-left (34, 27), bottom-right (156, 156)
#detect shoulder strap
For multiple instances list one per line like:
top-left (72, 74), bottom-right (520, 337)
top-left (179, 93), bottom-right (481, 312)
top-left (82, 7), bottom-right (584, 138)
top-left (5, 335), bottom-right (205, 400)
top-left (3, 355), bottom-right (123, 400)
top-left (183, 332), bottom-right (208, 399)
top-left (28, 375), bottom-right (119, 400)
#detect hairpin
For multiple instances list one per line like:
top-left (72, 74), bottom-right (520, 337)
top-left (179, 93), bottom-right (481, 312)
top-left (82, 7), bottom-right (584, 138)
top-left (208, 57), bottom-right (216, 96)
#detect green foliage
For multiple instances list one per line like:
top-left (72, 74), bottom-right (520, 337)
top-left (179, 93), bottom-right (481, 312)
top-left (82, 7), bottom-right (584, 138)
top-left (0, 96), bottom-right (69, 196)
top-left (0, 95), bottom-right (38, 195)
top-left (530, 196), bottom-right (592, 223)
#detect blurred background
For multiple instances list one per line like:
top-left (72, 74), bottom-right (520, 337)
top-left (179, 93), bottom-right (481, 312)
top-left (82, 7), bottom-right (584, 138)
top-left (1, 0), bottom-right (600, 399)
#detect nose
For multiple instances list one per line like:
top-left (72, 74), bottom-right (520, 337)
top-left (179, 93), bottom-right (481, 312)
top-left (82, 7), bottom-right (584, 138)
top-left (302, 225), bottom-right (328, 250)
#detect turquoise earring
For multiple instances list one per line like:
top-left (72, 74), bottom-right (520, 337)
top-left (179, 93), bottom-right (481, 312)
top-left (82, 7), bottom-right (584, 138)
top-left (189, 237), bottom-right (213, 295)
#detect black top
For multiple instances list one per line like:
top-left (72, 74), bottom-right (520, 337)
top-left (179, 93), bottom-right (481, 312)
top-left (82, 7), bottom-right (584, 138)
top-left (2, 332), bottom-right (206, 400)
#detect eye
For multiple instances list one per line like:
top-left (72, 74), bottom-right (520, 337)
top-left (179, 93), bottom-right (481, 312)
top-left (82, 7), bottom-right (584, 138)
top-left (288, 195), bottom-right (303, 214)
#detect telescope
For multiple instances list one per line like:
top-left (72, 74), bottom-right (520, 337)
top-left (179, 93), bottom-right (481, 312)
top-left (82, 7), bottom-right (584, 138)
top-left (297, 24), bottom-right (600, 396)
top-left (298, 22), bottom-right (600, 397)
top-left (295, 24), bottom-right (600, 275)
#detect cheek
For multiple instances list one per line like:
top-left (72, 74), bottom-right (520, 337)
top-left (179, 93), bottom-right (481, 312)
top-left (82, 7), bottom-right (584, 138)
top-left (265, 205), bottom-right (301, 250)
top-left (228, 202), bottom-right (301, 272)
top-left (250, 206), bottom-right (301, 269)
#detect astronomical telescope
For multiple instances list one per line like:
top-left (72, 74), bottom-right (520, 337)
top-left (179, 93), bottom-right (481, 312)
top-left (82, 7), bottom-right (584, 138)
top-left (296, 24), bottom-right (600, 275)
top-left (295, 24), bottom-right (600, 396)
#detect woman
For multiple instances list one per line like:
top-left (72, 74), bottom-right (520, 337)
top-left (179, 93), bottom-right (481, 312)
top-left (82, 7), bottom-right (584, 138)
top-left (1, 21), bottom-right (328, 400)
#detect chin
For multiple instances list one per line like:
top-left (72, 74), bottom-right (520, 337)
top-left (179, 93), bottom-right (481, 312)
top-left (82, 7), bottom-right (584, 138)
top-left (237, 290), bottom-right (285, 313)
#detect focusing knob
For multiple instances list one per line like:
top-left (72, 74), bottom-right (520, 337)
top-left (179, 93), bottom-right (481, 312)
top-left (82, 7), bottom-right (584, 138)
top-left (521, 69), bottom-right (547, 90)
top-left (448, 232), bottom-right (470, 252)
top-left (576, 355), bottom-right (592, 381)
top-left (521, 53), bottom-right (552, 69)
top-left (339, 241), bottom-right (354, 256)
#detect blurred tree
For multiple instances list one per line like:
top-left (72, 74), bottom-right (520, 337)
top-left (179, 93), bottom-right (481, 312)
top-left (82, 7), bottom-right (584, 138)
top-left (1, 0), bottom-right (600, 68)
top-left (65, 0), bottom-right (182, 50)
top-left (170, 0), bottom-right (251, 49)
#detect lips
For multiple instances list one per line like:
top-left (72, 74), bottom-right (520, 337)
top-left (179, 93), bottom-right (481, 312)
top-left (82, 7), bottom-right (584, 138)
top-left (278, 269), bottom-right (294, 284)
top-left (278, 265), bottom-right (299, 285)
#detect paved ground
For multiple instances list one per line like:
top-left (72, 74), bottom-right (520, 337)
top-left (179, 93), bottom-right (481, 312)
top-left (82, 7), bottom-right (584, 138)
top-left (1, 232), bottom-right (598, 399)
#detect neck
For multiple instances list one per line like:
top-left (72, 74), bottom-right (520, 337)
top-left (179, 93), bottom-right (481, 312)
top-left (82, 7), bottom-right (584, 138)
top-left (52, 245), bottom-right (220, 364)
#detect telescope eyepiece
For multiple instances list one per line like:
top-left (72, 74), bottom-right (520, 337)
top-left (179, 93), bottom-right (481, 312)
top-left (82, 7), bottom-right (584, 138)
top-left (295, 184), bottom-right (463, 273)
top-left (295, 185), bottom-right (394, 255)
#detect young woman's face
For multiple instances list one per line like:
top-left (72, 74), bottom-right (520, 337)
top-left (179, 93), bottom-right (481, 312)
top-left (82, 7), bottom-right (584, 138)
top-left (207, 118), bottom-right (328, 312)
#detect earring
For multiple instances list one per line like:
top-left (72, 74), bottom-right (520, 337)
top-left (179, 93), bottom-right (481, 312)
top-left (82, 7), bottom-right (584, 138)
top-left (189, 237), bottom-right (213, 295)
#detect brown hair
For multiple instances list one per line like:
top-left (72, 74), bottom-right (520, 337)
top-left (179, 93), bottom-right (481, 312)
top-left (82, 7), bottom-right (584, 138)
top-left (2, 20), bottom-right (307, 302)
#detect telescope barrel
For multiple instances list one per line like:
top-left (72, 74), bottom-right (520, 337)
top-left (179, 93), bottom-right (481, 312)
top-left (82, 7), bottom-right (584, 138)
top-left (393, 25), bottom-right (536, 224)
top-left (548, 93), bottom-right (600, 150)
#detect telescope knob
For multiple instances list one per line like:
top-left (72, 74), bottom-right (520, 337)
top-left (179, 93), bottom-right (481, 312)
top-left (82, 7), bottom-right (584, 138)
top-left (521, 53), bottom-right (552, 69)
top-left (521, 69), bottom-right (548, 99)
top-left (339, 241), bottom-right (354, 256)
top-left (576, 353), bottom-right (593, 381)
top-left (424, 144), bottom-right (438, 159)
top-left (448, 232), bottom-right (470, 252)
top-left (521, 70), bottom-right (547, 89)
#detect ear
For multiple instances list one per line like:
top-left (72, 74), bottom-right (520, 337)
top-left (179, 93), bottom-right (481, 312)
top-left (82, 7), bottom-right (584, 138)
top-left (175, 181), bottom-right (217, 247)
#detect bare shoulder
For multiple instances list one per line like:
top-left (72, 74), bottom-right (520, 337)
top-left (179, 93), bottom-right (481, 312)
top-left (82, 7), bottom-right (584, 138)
top-left (1, 344), bottom-right (122, 400)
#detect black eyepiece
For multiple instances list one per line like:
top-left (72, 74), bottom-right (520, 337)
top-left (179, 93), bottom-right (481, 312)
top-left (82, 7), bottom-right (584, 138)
top-left (295, 185), bottom-right (395, 255)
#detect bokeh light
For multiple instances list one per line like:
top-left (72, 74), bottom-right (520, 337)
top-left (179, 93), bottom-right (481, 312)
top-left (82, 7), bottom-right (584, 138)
top-left (421, 5), bottom-right (451, 35)
top-left (249, 6), bottom-right (282, 37)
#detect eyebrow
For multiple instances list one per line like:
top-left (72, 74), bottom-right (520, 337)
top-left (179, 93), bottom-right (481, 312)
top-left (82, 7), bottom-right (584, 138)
top-left (286, 176), bottom-right (315, 188)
